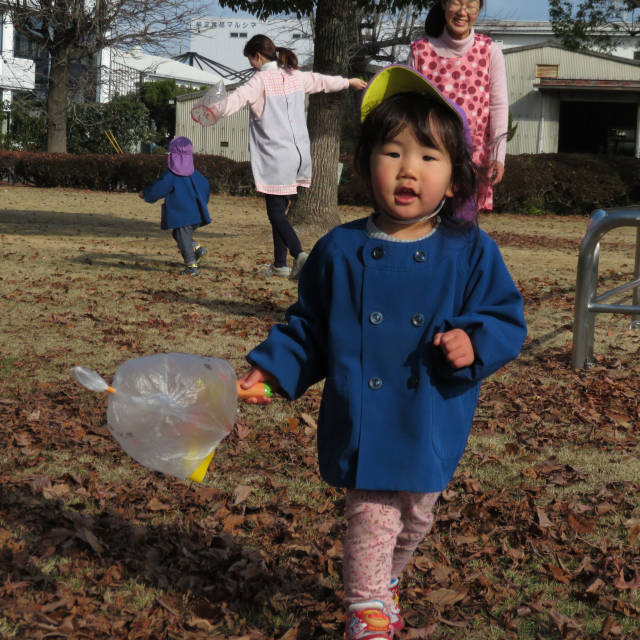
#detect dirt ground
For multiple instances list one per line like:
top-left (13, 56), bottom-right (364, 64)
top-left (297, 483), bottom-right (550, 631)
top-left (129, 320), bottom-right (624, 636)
top-left (2, 185), bottom-right (640, 640)
top-left (1, 183), bottom-right (638, 383)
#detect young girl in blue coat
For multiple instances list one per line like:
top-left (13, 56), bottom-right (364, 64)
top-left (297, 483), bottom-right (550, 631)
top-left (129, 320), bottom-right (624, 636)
top-left (140, 137), bottom-right (211, 276)
top-left (239, 65), bottom-right (527, 640)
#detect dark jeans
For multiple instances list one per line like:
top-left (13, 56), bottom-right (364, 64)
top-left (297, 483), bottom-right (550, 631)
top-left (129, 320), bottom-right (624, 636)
top-left (172, 224), bottom-right (201, 266)
top-left (265, 195), bottom-right (302, 268)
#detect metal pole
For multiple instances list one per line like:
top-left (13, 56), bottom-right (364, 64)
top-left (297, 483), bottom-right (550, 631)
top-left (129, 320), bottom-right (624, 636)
top-left (631, 226), bottom-right (640, 328)
top-left (573, 234), bottom-right (600, 369)
top-left (572, 208), bottom-right (640, 368)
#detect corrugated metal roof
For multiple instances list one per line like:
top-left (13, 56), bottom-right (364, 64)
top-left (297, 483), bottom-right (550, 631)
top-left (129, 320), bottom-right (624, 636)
top-left (502, 40), bottom-right (640, 67)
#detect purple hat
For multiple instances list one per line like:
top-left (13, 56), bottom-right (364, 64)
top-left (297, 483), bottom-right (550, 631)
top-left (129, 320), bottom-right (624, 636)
top-left (168, 137), bottom-right (194, 177)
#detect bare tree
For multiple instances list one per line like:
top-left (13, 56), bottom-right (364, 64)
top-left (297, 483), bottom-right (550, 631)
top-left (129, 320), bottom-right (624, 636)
top-left (6, 0), bottom-right (201, 152)
top-left (349, 4), bottom-right (423, 78)
top-left (549, 0), bottom-right (640, 52)
top-left (218, 0), bottom-right (433, 232)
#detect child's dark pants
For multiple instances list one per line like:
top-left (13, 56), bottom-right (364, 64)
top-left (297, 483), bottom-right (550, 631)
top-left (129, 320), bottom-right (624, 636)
top-left (172, 224), bottom-right (201, 266)
top-left (265, 195), bottom-right (302, 268)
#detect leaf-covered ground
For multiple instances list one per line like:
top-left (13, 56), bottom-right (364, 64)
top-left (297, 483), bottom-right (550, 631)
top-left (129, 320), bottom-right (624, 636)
top-left (1, 185), bottom-right (640, 639)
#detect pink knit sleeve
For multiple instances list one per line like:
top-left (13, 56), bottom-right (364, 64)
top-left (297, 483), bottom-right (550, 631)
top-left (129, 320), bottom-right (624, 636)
top-left (222, 73), bottom-right (266, 119)
top-left (300, 71), bottom-right (349, 94)
top-left (489, 42), bottom-right (508, 165)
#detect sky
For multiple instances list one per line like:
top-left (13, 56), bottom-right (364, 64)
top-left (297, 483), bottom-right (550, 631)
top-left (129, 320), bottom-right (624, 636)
top-left (485, 0), bottom-right (551, 20)
top-left (206, 0), bottom-right (554, 22)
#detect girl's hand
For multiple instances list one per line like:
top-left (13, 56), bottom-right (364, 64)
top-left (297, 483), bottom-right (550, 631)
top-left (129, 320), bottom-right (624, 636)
top-left (489, 160), bottom-right (504, 186)
top-left (138, 191), bottom-right (145, 199)
top-left (238, 366), bottom-right (279, 405)
top-left (434, 329), bottom-right (474, 369)
top-left (349, 78), bottom-right (367, 90)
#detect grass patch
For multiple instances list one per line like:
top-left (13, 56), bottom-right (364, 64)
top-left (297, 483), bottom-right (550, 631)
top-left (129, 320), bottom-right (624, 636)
top-left (1, 191), bottom-right (640, 638)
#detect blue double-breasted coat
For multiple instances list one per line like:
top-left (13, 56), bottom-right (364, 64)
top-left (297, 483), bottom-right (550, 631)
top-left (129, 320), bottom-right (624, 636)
top-left (143, 169), bottom-right (211, 230)
top-left (247, 218), bottom-right (527, 493)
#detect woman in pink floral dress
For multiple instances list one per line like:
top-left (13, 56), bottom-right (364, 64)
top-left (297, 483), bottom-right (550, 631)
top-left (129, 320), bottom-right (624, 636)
top-left (408, 0), bottom-right (508, 211)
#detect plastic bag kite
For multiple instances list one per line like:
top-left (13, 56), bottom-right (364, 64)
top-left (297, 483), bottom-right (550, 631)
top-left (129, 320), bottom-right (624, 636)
top-left (70, 353), bottom-right (272, 482)
top-left (191, 80), bottom-right (228, 127)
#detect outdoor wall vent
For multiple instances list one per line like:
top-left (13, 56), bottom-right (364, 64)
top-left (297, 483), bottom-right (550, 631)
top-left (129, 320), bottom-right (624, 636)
top-left (535, 64), bottom-right (559, 78)
top-left (221, 141), bottom-right (229, 147)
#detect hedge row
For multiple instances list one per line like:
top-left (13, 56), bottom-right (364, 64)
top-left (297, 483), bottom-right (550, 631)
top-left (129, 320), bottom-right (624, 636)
top-left (0, 151), bottom-right (255, 196)
top-left (2, 150), bottom-right (640, 215)
top-left (494, 153), bottom-right (640, 215)
top-left (341, 152), bottom-right (640, 215)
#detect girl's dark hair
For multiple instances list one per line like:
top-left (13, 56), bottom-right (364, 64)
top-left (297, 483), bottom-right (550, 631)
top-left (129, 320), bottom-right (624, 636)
top-left (425, 0), bottom-right (485, 38)
top-left (243, 34), bottom-right (299, 70)
top-left (355, 92), bottom-right (479, 226)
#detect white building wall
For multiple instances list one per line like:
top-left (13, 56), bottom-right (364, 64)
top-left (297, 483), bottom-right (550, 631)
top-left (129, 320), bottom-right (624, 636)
top-left (0, 15), bottom-right (35, 97)
top-left (190, 17), bottom-right (314, 72)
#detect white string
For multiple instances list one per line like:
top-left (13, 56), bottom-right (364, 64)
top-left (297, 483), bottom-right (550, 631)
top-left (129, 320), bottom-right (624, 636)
top-left (386, 196), bottom-right (447, 225)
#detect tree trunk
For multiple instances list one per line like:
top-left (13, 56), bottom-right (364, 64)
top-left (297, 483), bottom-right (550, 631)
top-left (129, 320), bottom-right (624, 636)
top-left (287, 0), bottom-right (354, 232)
top-left (46, 50), bottom-right (69, 153)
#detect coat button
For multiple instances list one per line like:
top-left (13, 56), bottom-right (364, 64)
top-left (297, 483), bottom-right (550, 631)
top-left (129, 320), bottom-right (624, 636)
top-left (411, 314), bottom-right (424, 327)
top-left (413, 250), bottom-right (426, 263)
top-left (371, 247), bottom-right (385, 260)
top-left (370, 312), bottom-right (383, 325)
top-left (407, 376), bottom-right (419, 389)
top-left (368, 377), bottom-right (382, 390)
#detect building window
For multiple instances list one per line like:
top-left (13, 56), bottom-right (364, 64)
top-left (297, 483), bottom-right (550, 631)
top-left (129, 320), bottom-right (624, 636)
top-left (634, 50), bottom-right (640, 61)
top-left (293, 33), bottom-right (302, 38)
top-left (240, 33), bottom-right (247, 38)
top-left (221, 141), bottom-right (229, 147)
top-left (14, 30), bottom-right (38, 60)
top-left (230, 32), bottom-right (239, 38)
top-left (535, 64), bottom-right (559, 78)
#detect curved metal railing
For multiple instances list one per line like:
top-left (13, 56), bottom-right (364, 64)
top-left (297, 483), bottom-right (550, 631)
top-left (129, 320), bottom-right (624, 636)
top-left (572, 206), bottom-right (640, 369)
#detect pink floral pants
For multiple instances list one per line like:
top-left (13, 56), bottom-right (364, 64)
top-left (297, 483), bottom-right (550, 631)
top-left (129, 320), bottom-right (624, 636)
top-left (343, 489), bottom-right (440, 610)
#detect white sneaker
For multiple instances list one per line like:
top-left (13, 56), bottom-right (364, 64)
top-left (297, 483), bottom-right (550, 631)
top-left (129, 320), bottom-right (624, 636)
top-left (264, 264), bottom-right (291, 277)
top-left (289, 252), bottom-right (308, 281)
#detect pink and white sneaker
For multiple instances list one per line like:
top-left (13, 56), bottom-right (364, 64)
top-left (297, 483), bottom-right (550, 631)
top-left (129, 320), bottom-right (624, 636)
top-left (345, 601), bottom-right (392, 640)
top-left (388, 579), bottom-right (404, 630)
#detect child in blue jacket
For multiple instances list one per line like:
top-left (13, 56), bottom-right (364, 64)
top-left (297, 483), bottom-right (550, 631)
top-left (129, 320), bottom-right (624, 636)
top-left (239, 65), bottom-right (527, 640)
top-left (139, 137), bottom-right (211, 276)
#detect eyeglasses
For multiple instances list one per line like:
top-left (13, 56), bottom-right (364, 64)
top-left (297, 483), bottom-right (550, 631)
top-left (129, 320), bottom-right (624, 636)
top-left (447, 1), bottom-right (481, 16)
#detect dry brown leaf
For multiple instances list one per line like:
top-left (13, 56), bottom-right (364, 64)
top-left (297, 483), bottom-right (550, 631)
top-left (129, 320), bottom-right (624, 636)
top-left (147, 497), bottom-right (168, 511)
top-left (537, 507), bottom-right (553, 528)
top-left (81, 528), bottom-right (104, 554)
top-left (425, 582), bottom-right (469, 605)
top-left (233, 485), bottom-right (252, 506)
top-left (300, 413), bottom-right (317, 429)
top-left (222, 514), bottom-right (245, 532)
top-left (568, 512), bottom-right (596, 534)
top-left (52, 483), bottom-right (71, 495)
top-left (548, 610), bottom-right (582, 634)
top-left (280, 626), bottom-right (298, 640)
top-left (629, 525), bottom-right (640, 544)
top-left (326, 540), bottom-right (344, 558)
top-left (601, 615), bottom-right (624, 636)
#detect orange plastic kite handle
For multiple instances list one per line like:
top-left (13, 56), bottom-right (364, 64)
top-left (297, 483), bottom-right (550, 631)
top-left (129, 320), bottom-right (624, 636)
top-left (236, 381), bottom-right (273, 399)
